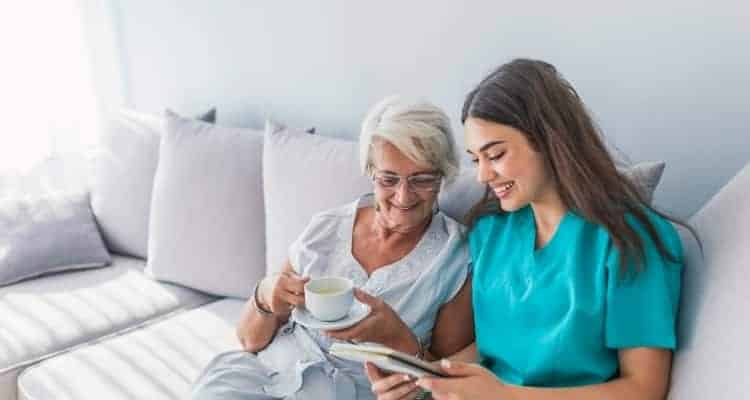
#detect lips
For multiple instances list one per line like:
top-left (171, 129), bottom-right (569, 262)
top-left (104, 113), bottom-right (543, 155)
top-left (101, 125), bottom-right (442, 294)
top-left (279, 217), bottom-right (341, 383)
top-left (391, 203), bottom-right (418, 211)
top-left (492, 181), bottom-right (515, 198)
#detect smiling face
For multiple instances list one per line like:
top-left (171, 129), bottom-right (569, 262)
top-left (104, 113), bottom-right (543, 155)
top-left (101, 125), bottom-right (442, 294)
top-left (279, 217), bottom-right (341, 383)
top-left (370, 140), bottom-right (439, 233)
top-left (464, 117), bottom-right (557, 212)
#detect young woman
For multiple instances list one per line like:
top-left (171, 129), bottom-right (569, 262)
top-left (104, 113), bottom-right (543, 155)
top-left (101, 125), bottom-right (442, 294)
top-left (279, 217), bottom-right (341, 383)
top-left (367, 59), bottom-right (691, 400)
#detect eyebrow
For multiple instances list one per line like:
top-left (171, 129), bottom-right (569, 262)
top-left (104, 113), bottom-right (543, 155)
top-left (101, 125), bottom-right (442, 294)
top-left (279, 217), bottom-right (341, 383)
top-left (378, 169), bottom-right (440, 176)
top-left (466, 140), bottom-right (505, 155)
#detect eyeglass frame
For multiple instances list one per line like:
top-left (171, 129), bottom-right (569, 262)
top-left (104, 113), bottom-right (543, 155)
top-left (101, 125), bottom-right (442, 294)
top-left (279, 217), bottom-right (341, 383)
top-left (370, 168), bottom-right (443, 193)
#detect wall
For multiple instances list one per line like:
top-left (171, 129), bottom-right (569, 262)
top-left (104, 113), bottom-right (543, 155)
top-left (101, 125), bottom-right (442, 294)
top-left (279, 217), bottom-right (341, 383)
top-left (98, 0), bottom-right (749, 217)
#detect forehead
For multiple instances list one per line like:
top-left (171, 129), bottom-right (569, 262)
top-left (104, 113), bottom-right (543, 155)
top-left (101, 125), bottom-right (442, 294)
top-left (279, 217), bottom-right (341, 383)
top-left (372, 140), bottom-right (432, 173)
top-left (464, 118), bottom-right (526, 153)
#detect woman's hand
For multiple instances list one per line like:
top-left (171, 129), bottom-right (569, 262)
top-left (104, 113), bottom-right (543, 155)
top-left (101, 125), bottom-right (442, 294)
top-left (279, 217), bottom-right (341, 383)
top-left (259, 268), bottom-right (310, 317)
top-left (365, 362), bottom-right (423, 400)
top-left (237, 262), bottom-right (308, 352)
top-left (416, 360), bottom-right (507, 400)
top-left (324, 289), bottom-right (418, 353)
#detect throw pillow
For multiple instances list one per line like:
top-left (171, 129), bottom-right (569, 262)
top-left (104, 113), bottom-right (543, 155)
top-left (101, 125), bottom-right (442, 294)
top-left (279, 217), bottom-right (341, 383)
top-left (90, 108), bottom-right (215, 259)
top-left (263, 121), bottom-right (372, 275)
top-left (0, 192), bottom-right (111, 286)
top-left (146, 111), bottom-right (264, 298)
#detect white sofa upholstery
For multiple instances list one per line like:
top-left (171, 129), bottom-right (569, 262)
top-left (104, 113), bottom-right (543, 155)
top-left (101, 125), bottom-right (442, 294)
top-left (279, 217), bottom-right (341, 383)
top-left (668, 164), bottom-right (750, 399)
top-left (17, 299), bottom-right (243, 400)
top-left (0, 256), bottom-right (215, 400)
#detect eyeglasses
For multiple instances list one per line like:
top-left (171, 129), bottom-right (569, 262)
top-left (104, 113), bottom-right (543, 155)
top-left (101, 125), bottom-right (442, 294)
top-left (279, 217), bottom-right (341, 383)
top-left (371, 170), bottom-right (442, 192)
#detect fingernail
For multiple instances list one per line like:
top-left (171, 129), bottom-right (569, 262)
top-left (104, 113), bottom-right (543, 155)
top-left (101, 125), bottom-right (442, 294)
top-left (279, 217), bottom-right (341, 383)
top-left (441, 359), bottom-right (451, 368)
top-left (402, 375), bottom-right (411, 382)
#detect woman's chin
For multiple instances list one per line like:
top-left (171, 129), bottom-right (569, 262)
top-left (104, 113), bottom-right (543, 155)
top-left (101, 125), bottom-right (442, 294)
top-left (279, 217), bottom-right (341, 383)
top-left (499, 200), bottom-right (524, 212)
top-left (384, 212), bottom-right (429, 230)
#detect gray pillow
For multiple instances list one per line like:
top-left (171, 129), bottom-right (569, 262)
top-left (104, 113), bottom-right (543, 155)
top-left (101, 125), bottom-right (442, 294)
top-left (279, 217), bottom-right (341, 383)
top-left (0, 192), bottom-right (111, 286)
top-left (91, 108), bottom-right (215, 259)
top-left (618, 160), bottom-right (665, 204)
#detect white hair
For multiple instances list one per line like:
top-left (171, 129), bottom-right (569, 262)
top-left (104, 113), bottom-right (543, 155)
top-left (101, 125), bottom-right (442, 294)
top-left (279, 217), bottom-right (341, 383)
top-left (359, 95), bottom-right (459, 184)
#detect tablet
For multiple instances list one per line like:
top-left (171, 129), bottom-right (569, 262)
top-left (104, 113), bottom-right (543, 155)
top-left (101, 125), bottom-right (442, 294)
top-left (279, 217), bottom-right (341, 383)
top-left (328, 343), bottom-right (447, 378)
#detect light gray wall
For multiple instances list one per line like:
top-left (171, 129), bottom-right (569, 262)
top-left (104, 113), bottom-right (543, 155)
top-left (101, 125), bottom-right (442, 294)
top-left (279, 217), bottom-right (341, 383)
top-left (99, 0), bottom-right (749, 218)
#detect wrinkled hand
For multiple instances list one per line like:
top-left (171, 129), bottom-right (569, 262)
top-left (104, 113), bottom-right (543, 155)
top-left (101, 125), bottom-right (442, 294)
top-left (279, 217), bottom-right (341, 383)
top-left (416, 360), bottom-right (507, 400)
top-left (325, 289), bottom-right (417, 352)
top-left (365, 362), bottom-right (425, 400)
top-left (261, 270), bottom-right (310, 317)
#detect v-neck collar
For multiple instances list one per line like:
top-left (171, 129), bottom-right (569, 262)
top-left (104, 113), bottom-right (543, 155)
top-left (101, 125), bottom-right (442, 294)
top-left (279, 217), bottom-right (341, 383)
top-left (343, 194), bottom-right (439, 282)
top-left (526, 205), bottom-right (572, 261)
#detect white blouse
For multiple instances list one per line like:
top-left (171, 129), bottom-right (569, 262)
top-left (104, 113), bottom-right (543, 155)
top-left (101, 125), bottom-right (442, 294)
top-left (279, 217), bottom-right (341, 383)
top-left (256, 195), bottom-right (470, 399)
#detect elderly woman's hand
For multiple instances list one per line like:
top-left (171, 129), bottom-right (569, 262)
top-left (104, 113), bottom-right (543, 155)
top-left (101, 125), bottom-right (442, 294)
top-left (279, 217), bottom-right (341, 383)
top-left (324, 289), bottom-right (419, 353)
top-left (259, 268), bottom-right (310, 317)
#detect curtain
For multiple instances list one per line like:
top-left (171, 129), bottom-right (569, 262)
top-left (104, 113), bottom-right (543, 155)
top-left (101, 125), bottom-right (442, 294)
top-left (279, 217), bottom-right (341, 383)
top-left (0, 1), bottom-right (100, 198)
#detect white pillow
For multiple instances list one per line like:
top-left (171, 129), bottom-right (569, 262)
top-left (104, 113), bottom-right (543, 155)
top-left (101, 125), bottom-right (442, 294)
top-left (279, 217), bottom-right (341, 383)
top-left (263, 121), bottom-right (372, 275)
top-left (146, 112), bottom-right (264, 298)
top-left (91, 108), bottom-right (215, 259)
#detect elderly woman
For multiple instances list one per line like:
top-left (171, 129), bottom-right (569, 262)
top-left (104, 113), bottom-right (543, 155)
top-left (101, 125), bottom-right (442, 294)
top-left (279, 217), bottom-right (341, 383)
top-left (191, 96), bottom-right (474, 400)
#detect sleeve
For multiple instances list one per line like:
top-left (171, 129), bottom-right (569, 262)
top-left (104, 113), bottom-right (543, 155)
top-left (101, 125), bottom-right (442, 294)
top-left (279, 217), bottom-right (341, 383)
top-left (605, 212), bottom-right (684, 350)
top-left (426, 216), bottom-right (471, 307)
top-left (287, 211), bottom-right (337, 276)
top-left (440, 238), bottom-right (471, 305)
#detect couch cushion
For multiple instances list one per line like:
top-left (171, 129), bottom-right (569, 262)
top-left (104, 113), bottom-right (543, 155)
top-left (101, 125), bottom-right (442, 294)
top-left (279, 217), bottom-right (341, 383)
top-left (1, 192), bottom-right (111, 286)
top-left (90, 108), bottom-right (215, 259)
top-left (146, 112), bottom-right (265, 299)
top-left (668, 163), bottom-right (750, 399)
top-left (17, 298), bottom-right (244, 400)
top-left (263, 121), bottom-right (372, 275)
top-left (0, 255), bottom-right (214, 384)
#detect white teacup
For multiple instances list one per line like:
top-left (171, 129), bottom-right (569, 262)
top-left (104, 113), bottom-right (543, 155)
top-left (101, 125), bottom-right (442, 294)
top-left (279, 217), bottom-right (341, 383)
top-left (304, 277), bottom-right (354, 321)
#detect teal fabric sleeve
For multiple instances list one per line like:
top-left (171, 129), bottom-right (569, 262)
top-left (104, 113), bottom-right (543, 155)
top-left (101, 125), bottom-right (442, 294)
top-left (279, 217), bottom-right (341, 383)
top-left (605, 212), bottom-right (684, 350)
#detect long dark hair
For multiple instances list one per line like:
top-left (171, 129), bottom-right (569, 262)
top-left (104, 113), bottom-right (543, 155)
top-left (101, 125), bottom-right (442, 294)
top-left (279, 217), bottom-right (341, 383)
top-left (462, 59), bottom-right (697, 275)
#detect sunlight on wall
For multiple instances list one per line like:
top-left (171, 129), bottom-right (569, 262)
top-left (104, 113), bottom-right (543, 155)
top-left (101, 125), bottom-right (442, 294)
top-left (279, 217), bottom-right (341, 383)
top-left (0, 1), bottom-right (100, 174)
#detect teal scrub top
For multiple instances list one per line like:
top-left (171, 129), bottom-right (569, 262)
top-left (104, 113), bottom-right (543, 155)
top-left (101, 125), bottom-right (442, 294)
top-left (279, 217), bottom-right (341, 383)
top-left (469, 206), bottom-right (683, 387)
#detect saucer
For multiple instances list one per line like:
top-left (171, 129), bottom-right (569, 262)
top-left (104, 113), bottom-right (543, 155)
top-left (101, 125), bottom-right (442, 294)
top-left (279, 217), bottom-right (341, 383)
top-left (292, 300), bottom-right (371, 330)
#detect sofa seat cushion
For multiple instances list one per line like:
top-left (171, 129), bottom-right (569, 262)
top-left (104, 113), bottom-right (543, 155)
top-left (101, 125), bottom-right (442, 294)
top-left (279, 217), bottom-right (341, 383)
top-left (17, 298), bottom-right (244, 400)
top-left (0, 255), bottom-right (215, 377)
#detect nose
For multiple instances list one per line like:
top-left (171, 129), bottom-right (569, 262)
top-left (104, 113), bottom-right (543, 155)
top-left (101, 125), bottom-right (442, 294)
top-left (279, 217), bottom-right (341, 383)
top-left (476, 159), bottom-right (497, 185)
top-left (394, 179), bottom-right (417, 205)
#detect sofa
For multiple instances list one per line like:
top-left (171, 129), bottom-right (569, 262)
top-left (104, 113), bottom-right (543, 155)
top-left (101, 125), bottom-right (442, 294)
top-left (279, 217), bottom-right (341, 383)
top-left (1, 108), bottom-right (747, 400)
